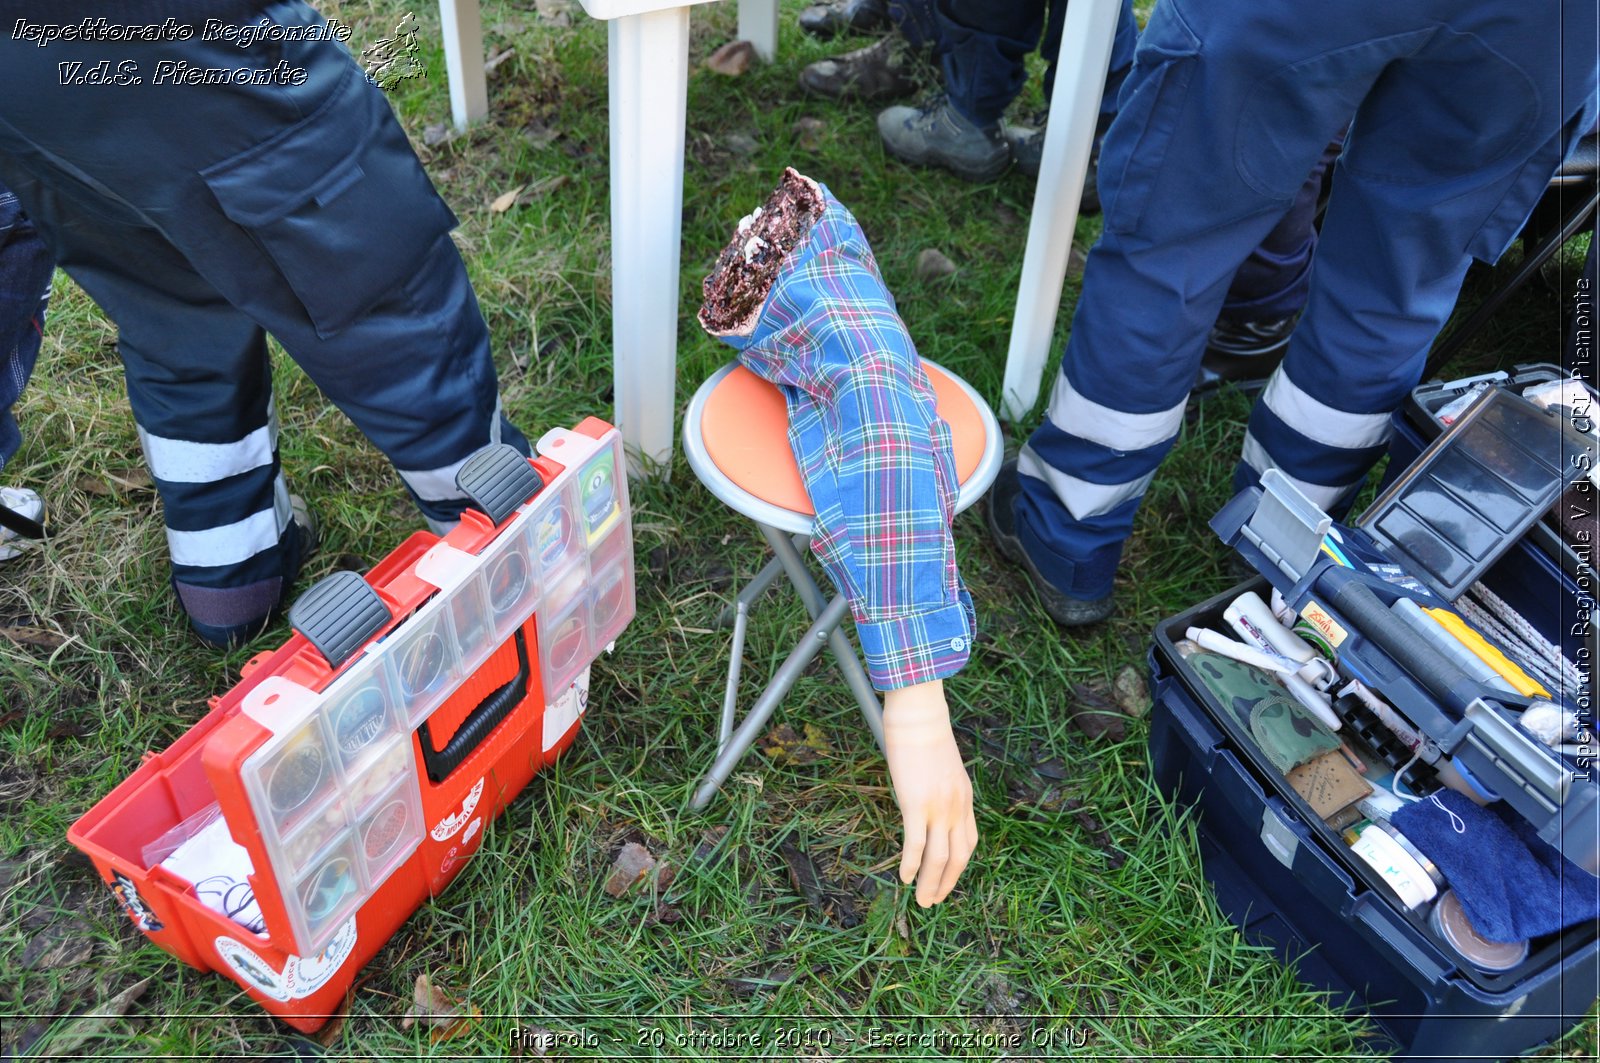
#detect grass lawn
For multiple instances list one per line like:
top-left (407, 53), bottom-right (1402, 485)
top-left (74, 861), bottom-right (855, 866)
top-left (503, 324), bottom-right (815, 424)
top-left (1, 1), bottom-right (1594, 1059)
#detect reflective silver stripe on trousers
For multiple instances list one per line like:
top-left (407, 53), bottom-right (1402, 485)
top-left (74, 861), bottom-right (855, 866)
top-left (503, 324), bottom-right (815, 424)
top-left (1019, 444), bottom-right (1155, 521)
top-left (1239, 432), bottom-right (1360, 511)
top-left (137, 396), bottom-right (279, 484)
top-left (1045, 373), bottom-right (1187, 452)
top-left (1260, 368), bottom-right (1393, 451)
top-left (396, 397), bottom-right (504, 502)
top-left (166, 473), bottom-right (291, 568)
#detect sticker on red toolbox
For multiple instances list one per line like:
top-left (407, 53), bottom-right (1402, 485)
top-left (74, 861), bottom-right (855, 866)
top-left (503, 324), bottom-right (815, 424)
top-left (111, 871), bottom-right (163, 933)
top-left (213, 916), bottom-right (356, 1002)
top-left (430, 777), bottom-right (485, 841)
top-left (543, 667), bottom-right (590, 751)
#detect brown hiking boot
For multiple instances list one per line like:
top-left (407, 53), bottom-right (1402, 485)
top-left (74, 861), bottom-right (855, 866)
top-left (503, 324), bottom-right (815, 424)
top-left (800, 38), bottom-right (919, 102)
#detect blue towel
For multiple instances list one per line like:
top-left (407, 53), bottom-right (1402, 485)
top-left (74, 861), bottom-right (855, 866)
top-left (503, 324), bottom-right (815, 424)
top-left (1392, 788), bottom-right (1600, 943)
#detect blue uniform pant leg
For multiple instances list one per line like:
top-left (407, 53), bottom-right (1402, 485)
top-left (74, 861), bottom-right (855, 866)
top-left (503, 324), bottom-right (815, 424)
top-left (935, 0), bottom-right (1048, 127)
top-left (0, 188), bottom-right (51, 473)
top-left (1235, 6), bottom-right (1600, 511)
top-left (0, 3), bottom-right (527, 634)
top-left (0, 160), bottom-right (304, 641)
top-left (0, 1), bottom-right (530, 513)
top-left (888, 0), bottom-right (943, 54)
top-left (1220, 134), bottom-right (1344, 325)
top-left (937, 0), bottom-right (1134, 128)
top-left (1013, 0), bottom-right (1388, 600)
top-left (1039, 0), bottom-right (1136, 122)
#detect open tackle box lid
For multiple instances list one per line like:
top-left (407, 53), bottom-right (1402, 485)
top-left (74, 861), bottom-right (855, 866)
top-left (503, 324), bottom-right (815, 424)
top-left (1210, 387), bottom-right (1599, 874)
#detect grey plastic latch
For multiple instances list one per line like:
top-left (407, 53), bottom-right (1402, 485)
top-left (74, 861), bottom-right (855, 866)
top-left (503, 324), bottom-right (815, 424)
top-left (1464, 698), bottom-right (1572, 808)
top-left (455, 444), bottom-right (544, 526)
top-left (1259, 806), bottom-right (1299, 869)
top-left (288, 570), bottom-right (391, 668)
top-left (1242, 470), bottom-right (1332, 584)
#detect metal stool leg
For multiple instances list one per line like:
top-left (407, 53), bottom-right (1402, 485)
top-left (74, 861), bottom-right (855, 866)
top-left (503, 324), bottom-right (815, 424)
top-left (713, 533), bottom-right (808, 628)
top-left (757, 524), bottom-right (886, 754)
top-left (691, 595), bottom-right (852, 809)
top-left (717, 600), bottom-right (749, 753)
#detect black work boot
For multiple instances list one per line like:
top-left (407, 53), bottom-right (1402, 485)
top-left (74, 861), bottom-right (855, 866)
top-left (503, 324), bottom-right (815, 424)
top-left (986, 460), bottom-right (1115, 627)
top-left (1005, 119), bottom-right (1103, 215)
top-left (798, 0), bottom-right (889, 39)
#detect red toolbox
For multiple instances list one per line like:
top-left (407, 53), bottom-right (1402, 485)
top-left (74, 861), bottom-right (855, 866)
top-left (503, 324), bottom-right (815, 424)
top-left (68, 419), bottom-right (635, 1031)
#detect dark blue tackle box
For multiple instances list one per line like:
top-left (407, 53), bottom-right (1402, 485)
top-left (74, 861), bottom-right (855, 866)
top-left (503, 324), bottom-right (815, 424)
top-left (1148, 385), bottom-right (1600, 1060)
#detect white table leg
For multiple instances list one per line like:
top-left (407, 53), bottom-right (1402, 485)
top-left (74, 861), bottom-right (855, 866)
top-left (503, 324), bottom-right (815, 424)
top-left (439, 0), bottom-right (489, 130)
top-left (737, 0), bottom-right (779, 61)
top-left (1000, 0), bottom-right (1120, 421)
top-left (608, 8), bottom-right (691, 472)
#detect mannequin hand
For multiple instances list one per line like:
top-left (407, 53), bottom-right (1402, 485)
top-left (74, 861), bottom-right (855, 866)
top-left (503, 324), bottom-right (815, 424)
top-left (882, 680), bottom-right (977, 906)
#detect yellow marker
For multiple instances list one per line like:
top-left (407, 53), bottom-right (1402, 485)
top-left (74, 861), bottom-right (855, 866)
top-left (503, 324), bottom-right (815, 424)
top-left (1423, 607), bottom-right (1550, 698)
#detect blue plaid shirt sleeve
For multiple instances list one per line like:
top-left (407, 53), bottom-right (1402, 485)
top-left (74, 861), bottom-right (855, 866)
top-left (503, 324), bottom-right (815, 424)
top-left (719, 188), bottom-right (975, 691)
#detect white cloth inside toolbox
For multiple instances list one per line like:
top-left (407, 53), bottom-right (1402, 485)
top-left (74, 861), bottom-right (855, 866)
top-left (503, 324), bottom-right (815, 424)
top-left (161, 811), bottom-right (266, 935)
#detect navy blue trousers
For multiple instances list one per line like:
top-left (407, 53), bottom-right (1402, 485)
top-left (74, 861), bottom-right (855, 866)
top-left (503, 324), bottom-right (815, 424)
top-left (1015, 0), bottom-right (1599, 601)
top-left (0, 1), bottom-right (527, 642)
top-left (0, 187), bottom-right (51, 475)
top-left (937, 0), bottom-right (1136, 128)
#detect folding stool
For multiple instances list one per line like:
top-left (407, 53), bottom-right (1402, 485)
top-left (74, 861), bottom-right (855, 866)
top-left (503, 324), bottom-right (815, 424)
top-left (681, 360), bottom-right (1001, 809)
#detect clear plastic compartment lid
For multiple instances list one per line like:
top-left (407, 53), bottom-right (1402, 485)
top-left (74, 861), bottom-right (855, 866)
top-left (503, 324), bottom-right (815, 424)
top-left (1359, 387), bottom-right (1590, 600)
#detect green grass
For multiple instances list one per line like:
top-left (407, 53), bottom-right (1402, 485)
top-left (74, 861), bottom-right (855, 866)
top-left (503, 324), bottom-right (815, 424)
top-left (0, 1), bottom-right (1594, 1060)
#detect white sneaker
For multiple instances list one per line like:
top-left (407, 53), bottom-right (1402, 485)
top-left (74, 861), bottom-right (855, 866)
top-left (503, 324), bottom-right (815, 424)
top-left (0, 485), bottom-right (44, 561)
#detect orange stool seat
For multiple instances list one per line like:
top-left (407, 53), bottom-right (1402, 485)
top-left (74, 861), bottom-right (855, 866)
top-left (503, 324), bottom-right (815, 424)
top-left (686, 360), bottom-right (1000, 533)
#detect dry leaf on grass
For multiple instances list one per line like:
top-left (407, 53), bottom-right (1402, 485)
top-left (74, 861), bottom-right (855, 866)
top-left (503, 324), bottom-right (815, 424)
top-left (0, 626), bottom-right (69, 651)
top-left (1065, 683), bottom-right (1130, 742)
top-left (22, 918), bottom-right (95, 970)
top-left (402, 973), bottom-right (481, 1041)
top-left (490, 185), bottom-right (525, 213)
top-left (43, 977), bottom-right (150, 1057)
top-left (705, 40), bottom-right (756, 76)
top-left (603, 842), bottom-right (656, 898)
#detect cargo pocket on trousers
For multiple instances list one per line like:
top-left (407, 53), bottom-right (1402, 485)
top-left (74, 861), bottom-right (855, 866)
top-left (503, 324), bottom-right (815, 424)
top-left (201, 77), bottom-right (459, 339)
top-left (1100, 0), bottom-right (1202, 237)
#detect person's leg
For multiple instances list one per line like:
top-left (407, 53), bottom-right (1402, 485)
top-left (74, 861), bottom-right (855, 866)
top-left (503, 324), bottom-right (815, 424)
top-left (1236, 10), bottom-right (1598, 511)
top-left (934, 0), bottom-right (1045, 127)
top-left (0, 185), bottom-right (51, 477)
top-left (1006, 0), bottom-right (1137, 204)
top-left (997, 0), bottom-right (1400, 615)
top-left (0, 2), bottom-right (527, 629)
top-left (1196, 133), bottom-right (1345, 386)
top-left (1003, 0), bottom-right (1599, 621)
top-left (1038, 0), bottom-right (1136, 127)
top-left (0, 160), bottom-right (308, 641)
top-left (875, 0), bottom-right (1049, 180)
top-left (0, 184), bottom-right (52, 561)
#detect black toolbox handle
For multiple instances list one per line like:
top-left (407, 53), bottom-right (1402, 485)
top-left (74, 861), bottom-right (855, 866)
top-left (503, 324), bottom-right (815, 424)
top-left (416, 628), bottom-right (531, 783)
